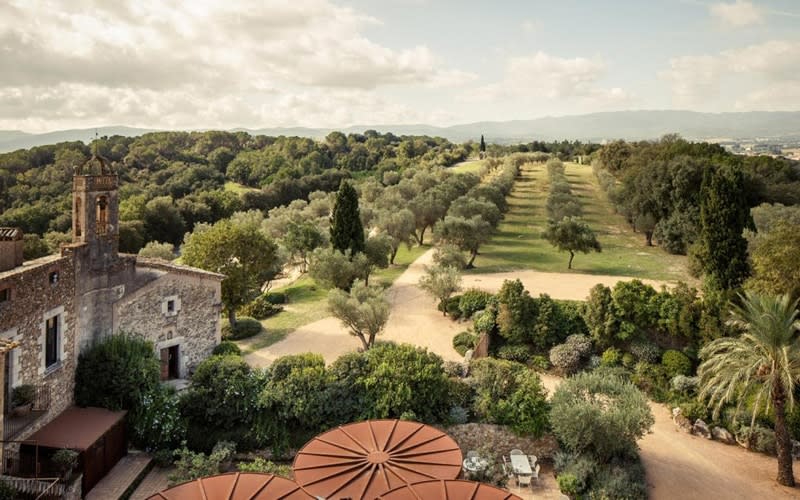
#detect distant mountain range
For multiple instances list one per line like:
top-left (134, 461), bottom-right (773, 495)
top-left (2, 111), bottom-right (799, 153)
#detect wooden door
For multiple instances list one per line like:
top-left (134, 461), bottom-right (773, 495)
top-left (160, 348), bottom-right (169, 381)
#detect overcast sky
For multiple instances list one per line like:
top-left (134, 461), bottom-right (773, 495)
top-left (1, 0), bottom-right (798, 132)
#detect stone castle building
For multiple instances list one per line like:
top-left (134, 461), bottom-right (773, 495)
top-left (0, 156), bottom-right (223, 486)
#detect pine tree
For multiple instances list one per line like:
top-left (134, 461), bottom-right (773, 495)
top-left (330, 181), bottom-right (365, 256)
top-left (479, 134), bottom-right (486, 153)
top-left (697, 164), bottom-right (751, 290)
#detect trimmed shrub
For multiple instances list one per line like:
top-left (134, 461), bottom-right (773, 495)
top-left (671, 375), bottom-right (699, 394)
top-left (661, 349), bottom-right (692, 377)
top-left (75, 334), bottom-right (160, 413)
top-left (549, 335), bottom-right (592, 375)
top-left (448, 405), bottom-right (469, 425)
top-left (557, 473), bottom-right (580, 497)
top-left (600, 347), bottom-right (621, 367)
top-left (496, 344), bottom-right (532, 363)
top-left (222, 317), bottom-right (263, 340)
top-left (458, 289), bottom-right (493, 318)
top-left (530, 355), bottom-right (550, 372)
top-left (264, 292), bottom-right (288, 304)
top-left (212, 341), bottom-right (242, 356)
top-left (473, 307), bottom-right (497, 336)
top-left (438, 295), bottom-right (463, 320)
top-left (621, 352), bottom-right (636, 368)
top-left (631, 362), bottom-right (670, 401)
top-left (239, 295), bottom-right (282, 320)
top-left (550, 371), bottom-right (654, 461)
top-left (678, 400), bottom-right (708, 422)
top-left (453, 331), bottom-right (478, 356)
top-left (629, 340), bottom-right (661, 363)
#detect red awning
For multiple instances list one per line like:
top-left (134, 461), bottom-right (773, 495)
top-left (148, 472), bottom-right (312, 500)
top-left (377, 479), bottom-right (523, 499)
top-left (293, 419), bottom-right (463, 499)
top-left (24, 406), bottom-right (126, 451)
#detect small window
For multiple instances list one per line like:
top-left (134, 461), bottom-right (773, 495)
top-left (167, 300), bottom-right (175, 313)
top-left (0, 289), bottom-right (9, 303)
top-left (49, 271), bottom-right (59, 284)
top-left (45, 316), bottom-right (59, 369)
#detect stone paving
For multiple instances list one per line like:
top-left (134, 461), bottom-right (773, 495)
top-left (84, 452), bottom-right (150, 500)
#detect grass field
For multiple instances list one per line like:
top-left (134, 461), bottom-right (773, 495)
top-left (239, 243), bottom-right (430, 353)
top-left (449, 159), bottom-right (486, 175)
top-left (468, 162), bottom-right (691, 281)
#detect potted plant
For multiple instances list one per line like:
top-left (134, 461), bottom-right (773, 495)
top-left (52, 449), bottom-right (78, 481)
top-left (11, 384), bottom-right (35, 416)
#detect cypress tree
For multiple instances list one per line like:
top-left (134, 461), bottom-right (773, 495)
top-left (698, 164), bottom-right (751, 290)
top-left (330, 181), bottom-right (365, 256)
top-left (479, 134), bottom-right (486, 153)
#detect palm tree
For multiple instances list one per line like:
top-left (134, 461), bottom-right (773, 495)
top-left (698, 292), bottom-right (800, 487)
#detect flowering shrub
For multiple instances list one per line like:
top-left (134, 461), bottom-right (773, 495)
top-left (132, 385), bottom-right (185, 452)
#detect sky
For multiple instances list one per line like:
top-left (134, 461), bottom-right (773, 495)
top-left (0, 0), bottom-right (798, 133)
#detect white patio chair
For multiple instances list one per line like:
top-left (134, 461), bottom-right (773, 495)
top-left (510, 448), bottom-right (524, 456)
top-left (517, 474), bottom-right (532, 487)
top-left (527, 455), bottom-right (537, 466)
top-left (467, 450), bottom-right (479, 459)
top-left (532, 464), bottom-right (540, 484)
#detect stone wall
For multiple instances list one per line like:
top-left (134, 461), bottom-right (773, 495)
top-left (0, 254), bottom-right (78, 445)
top-left (113, 269), bottom-right (222, 377)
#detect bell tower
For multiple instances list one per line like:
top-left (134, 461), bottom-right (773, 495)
top-left (72, 154), bottom-right (119, 270)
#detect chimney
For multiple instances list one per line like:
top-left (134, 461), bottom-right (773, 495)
top-left (0, 228), bottom-right (24, 272)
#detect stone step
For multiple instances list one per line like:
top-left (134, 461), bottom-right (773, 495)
top-left (85, 452), bottom-right (152, 500)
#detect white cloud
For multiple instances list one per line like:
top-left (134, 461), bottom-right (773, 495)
top-left (0, 0), bottom-right (472, 131)
top-left (709, 1), bottom-right (764, 27)
top-left (463, 51), bottom-right (630, 106)
top-left (661, 39), bottom-right (800, 108)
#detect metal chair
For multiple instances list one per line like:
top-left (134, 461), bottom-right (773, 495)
top-left (532, 464), bottom-right (541, 484)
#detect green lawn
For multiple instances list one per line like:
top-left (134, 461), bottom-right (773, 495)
top-left (449, 159), bottom-right (486, 175)
top-left (224, 181), bottom-right (259, 194)
top-left (238, 244), bottom-right (430, 353)
top-left (468, 162), bottom-right (690, 281)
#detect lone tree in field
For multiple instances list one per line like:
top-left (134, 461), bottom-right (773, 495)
top-left (543, 217), bottom-right (601, 269)
top-left (697, 164), bottom-right (751, 290)
top-left (328, 280), bottom-right (390, 350)
top-left (418, 264), bottom-right (462, 315)
top-left (330, 181), bottom-right (365, 256)
top-left (479, 135), bottom-right (486, 154)
top-left (182, 220), bottom-right (278, 326)
top-left (698, 292), bottom-right (800, 487)
top-left (434, 215), bottom-right (492, 268)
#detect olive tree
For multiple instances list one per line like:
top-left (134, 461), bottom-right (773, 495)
top-left (418, 264), bottom-right (462, 315)
top-left (327, 280), bottom-right (390, 350)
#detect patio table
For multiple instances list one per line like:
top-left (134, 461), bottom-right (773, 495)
top-left (510, 454), bottom-right (532, 475)
top-left (462, 457), bottom-right (488, 473)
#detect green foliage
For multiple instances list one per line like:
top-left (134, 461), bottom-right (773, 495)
top-left (327, 280), bottom-right (390, 350)
top-left (631, 361), bottom-right (670, 402)
top-left (222, 316), bottom-right (263, 340)
top-left (438, 296), bottom-right (462, 319)
top-left (697, 164), bottom-right (752, 290)
top-left (601, 347), bottom-right (621, 367)
top-left (265, 292), bottom-right (287, 304)
top-left (543, 216), bottom-right (601, 269)
top-left (212, 341), bottom-right (241, 356)
top-left (169, 441), bottom-right (236, 486)
top-left (355, 343), bottom-right (452, 422)
top-left (629, 340), bottom-right (661, 363)
top-left (237, 457), bottom-right (292, 477)
top-left (131, 384), bottom-right (185, 452)
top-left (75, 334), bottom-right (160, 412)
top-left (549, 334), bottom-right (593, 375)
top-left (662, 350), bottom-right (692, 377)
top-left (239, 295), bottom-right (282, 320)
top-left (747, 222), bottom-right (800, 299)
top-left (433, 243), bottom-right (468, 270)
top-left (557, 473), bottom-right (580, 496)
top-left (418, 264), bottom-right (462, 315)
top-left (736, 425), bottom-right (777, 455)
top-left (496, 343), bottom-right (532, 363)
top-left (470, 358), bottom-right (549, 436)
top-left (550, 370), bottom-right (654, 461)
top-left (530, 355), bottom-right (550, 372)
top-left (283, 221), bottom-right (325, 272)
top-left (308, 247), bottom-right (360, 290)
top-left (137, 241), bottom-right (175, 260)
top-left (23, 233), bottom-right (50, 260)
top-left (0, 480), bottom-right (16, 500)
top-left (181, 355), bottom-right (263, 452)
top-left (458, 289), bottom-right (493, 318)
top-left (182, 219), bottom-right (279, 324)
top-left (330, 181), bottom-right (365, 255)
top-left (453, 331), bottom-right (478, 356)
top-left (671, 375), bottom-right (699, 394)
top-left (11, 384), bottom-right (35, 407)
top-left (621, 352), bottom-right (635, 368)
top-left (433, 215), bottom-right (493, 268)
top-left (496, 279), bottom-right (536, 344)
